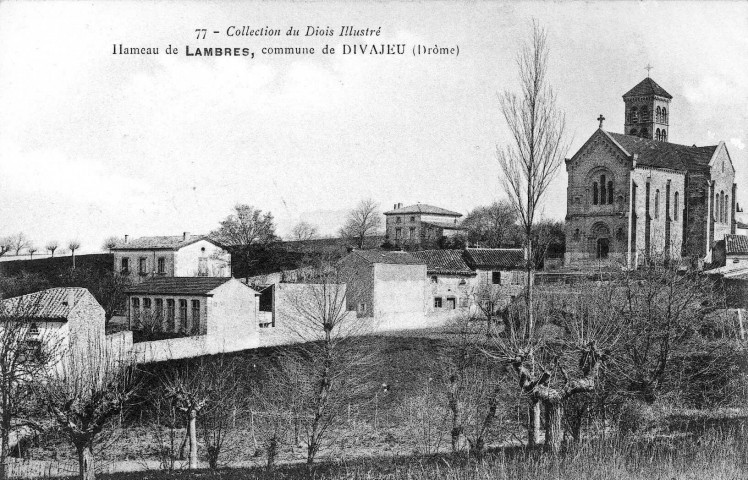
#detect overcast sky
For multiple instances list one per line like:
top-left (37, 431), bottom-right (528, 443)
top-left (1, 1), bottom-right (746, 253)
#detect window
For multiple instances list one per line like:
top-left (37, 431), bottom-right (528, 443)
top-left (715, 193), bottom-right (720, 221)
top-left (720, 191), bottom-right (725, 223)
top-left (656, 106), bottom-right (662, 122)
top-left (430, 275), bottom-right (438, 284)
top-left (155, 298), bottom-right (164, 323)
top-left (191, 300), bottom-right (201, 335)
top-left (592, 182), bottom-right (599, 205)
top-left (631, 107), bottom-right (638, 123)
top-left (630, 129), bottom-right (638, 136)
top-left (662, 108), bottom-right (667, 123)
top-left (447, 298), bottom-right (456, 310)
top-left (459, 297), bottom-right (469, 308)
top-left (573, 229), bottom-right (580, 241)
top-left (607, 181), bottom-right (614, 204)
top-left (641, 106), bottom-right (648, 121)
top-left (654, 190), bottom-right (660, 218)
top-left (138, 257), bottom-right (147, 275)
top-left (427, 227), bottom-right (434, 238)
top-left (492, 272), bottom-right (501, 285)
top-left (458, 278), bottom-right (467, 286)
top-left (409, 227), bottom-right (415, 239)
top-left (726, 195), bottom-right (730, 223)
top-left (198, 257), bottom-right (208, 276)
top-left (29, 323), bottom-right (39, 336)
top-left (143, 298), bottom-right (152, 315)
top-left (674, 192), bottom-right (679, 220)
top-left (120, 258), bottom-right (130, 274)
top-left (395, 228), bottom-right (402, 239)
top-left (600, 175), bottom-right (606, 203)
top-left (131, 297), bottom-right (140, 324)
top-left (396, 216), bottom-right (402, 224)
top-left (656, 128), bottom-right (661, 141)
top-left (166, 299), bottom-right (175, 331)
top-left (662, 129), bottom-right (667, 142)
top-left (434, 297), bottom-right (442, 308)
top-left (358, 303), bottom-right (368, 314)
top-left (179, 300), bottom-right (188, 332)
top-left (410, 216), bottom-right (415, 222)
top-left (157, 257), bottom-right (166, 274)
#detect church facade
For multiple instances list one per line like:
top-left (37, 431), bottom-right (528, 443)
top-left (564, 77), bottom-right (737, 268)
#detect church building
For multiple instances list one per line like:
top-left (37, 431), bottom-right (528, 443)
top-left (564, 77), bottom-right (737, 268)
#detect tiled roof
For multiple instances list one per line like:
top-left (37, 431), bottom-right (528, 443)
top-left (125, 277), bottom-right (234, 295)
top-left (113, 235), bottom-right (220, 250)
top-left (464, 248), bottom-right (524, 269)
top-left (606, 132), bottom-right (717, 172)
top-left (725, 235), bottom-right (748, 255)
top-left (409, 250), bottom-right (475, 276)
top-left (350, 250), bottom-right (424, 265)
top-left (0, 287), bottom-right (90, 321)
top-left (421, 220), bottom-right (464, 230)
top-left (622, 77), bottom-right (672, 99)
top-left (384, 204), bottom-right (462, 217)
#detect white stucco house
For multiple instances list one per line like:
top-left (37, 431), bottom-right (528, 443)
top-left (112, 233), bottom-right (231, 283)
top-left (0, 287), bottom-right (105, 361)
top-left (124, 277), bottom-right (260, 362)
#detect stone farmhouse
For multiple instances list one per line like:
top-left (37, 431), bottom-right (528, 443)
top-left (111, 233), bottom-right (231, 283)
top-left (410, 248), bottom-right (526, 315)
top-left (0, 287), bottom-right (105, 361)
top-left (565, 77), bottom-right (737, 268)
top-left (384, 203), bottom-right (465, 248)
top-left (124, 277), bottom-right (260, 362)
top-left (338, 250), bottom-right (427, 326)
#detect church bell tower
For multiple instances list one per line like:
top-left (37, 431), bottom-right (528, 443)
top-left (623, 75), bottom-right (672, 142)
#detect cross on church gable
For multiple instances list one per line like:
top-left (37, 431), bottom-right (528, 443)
top-left (597, 114), bottom-right (605, 128)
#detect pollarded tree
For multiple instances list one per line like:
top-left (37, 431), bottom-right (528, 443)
top-left (40, 342), bottom-right (137, 480)
top-left (496, 19), bottom-right (569, 446)
top-left (0, 238), bottom-right (11, 258)
top-left (102, 236), bottom-right (121, 253)
top-left (45, 241), bottom-right (58, 258)
top-left (67, 240), bottom-right (81, 269)
top-left (339, 199), bottom-right (382, 249)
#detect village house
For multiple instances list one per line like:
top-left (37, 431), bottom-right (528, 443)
top-left (111, 232), bottom-right (230, 283)
top-left (0, 287), bottom-right (105, 360)
top-left (124, 277), bottom-right (260, 362)
top-left (410, 248), bottom-right (526, 315)
top-left (711, 234), bottom-right (748, 269)
top-left (564, 77), bottom-right (737, 268)
top-left (384, 203), bottom-right (465, 248)
top-left (338, 250), bottom-right (427, 325)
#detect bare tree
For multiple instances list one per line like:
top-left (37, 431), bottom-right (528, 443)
top-left (27, 247), bottom-right (37, 260)
top-left (291, 221), bottom-right (319, 242)
top-left (274, 265), bottom-right (377, 465)
top-left (39, 342), bottom-right (137, 480)
top-left (102, 236), bottom-right (121, 253)
top-left (0, 239), bottom-right (10, 259)
top-left (45, 241), bottom-right (58, 258)
top-left (67, 240), bottom-right (81, 269)
top-left (8, 234), bottom-right (30, 257)
top-left (496, 20), bottom-right (569, 446)
top-left (339, 199), bottom-right (382, 249)
top-left (211, 204), bottom-right (278, 279)
top-left (0, 292), bottom-right (61, 479)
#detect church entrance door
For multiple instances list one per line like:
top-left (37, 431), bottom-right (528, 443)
top-left (596, 238), bottom-right (609, 259)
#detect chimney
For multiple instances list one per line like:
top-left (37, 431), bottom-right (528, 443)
top-left (183, 231), bottom-right (190, 240)
top-left (124, 234), bottom-right (129, 244)
top-left (393, 203), bottom-right (397, 209)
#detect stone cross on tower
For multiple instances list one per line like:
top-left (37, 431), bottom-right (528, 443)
top-left (645, 64), bottom-right (653, 77)
top-left (597, 114), bottom-right (605, 129)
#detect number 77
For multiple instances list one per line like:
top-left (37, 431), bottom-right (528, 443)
top-left (195, 29), bottom-right (207, 39)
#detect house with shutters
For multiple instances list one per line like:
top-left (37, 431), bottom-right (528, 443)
top-left (111, 232), bottom-right (230, 283)
top-left (411, 248), bottom-right (526, 315)
top-left (384, 203), bottom-right (465, 248)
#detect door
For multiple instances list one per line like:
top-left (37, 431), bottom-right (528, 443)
top-left (198, 257), bottom-right (208, 276)
top-left (447, 298), bottom-right (456, 310)
top-left (596, 238), bottom-right (609, 259)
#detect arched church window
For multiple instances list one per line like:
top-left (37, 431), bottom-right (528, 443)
top-left (656, 129), bottom-right (661, 141)
top-left (721, 191), bottom-right (726, 223)
top-left (607, 181), bottom-right (614, 204)
top-left (592, 182), bottom-right (599, 205)
top-left (726, 195), bottom-right (730, 224)
top-left (630, 129), bottom-right (638, 136)
top-left (641, 106), bottom-right (648, 122)
top-left (662, 108), bottom-right (667, 123)
top-left (674, 192), bottom-right (679, 220)
top-left (640, 128), bottom-right (648, 138)
top-left (655, 190), bottom-right (660, 219)
top-left (600, 175), bottom-right (606, 203)
top-left (715, 193), bottom-right (720, 221)
top-left (662, 129), bottom-right (667, 142)
top-left (631, 107), bottom-right (639, 123)
top-left (656, 106), bottom-right (662, 122)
